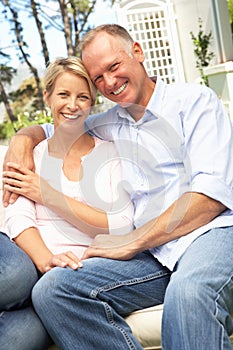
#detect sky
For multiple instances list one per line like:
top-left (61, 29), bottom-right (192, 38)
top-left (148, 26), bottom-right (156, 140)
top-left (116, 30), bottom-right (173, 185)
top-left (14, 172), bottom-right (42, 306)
top-left (0, 0), bottom-right (117, 121)
top-left (0, 0), bottom-right (117, 69)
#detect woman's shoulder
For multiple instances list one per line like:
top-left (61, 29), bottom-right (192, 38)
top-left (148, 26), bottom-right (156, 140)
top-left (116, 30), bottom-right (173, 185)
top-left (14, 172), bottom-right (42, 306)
top-left (93, 137), bottom-right (117, 154)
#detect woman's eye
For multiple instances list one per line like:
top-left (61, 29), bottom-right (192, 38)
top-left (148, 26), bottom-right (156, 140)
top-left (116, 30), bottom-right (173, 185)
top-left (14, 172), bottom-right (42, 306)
top-left (58, 92), bottom-right (68, 97)
top-left (79, 95), bottom-right (90, 101)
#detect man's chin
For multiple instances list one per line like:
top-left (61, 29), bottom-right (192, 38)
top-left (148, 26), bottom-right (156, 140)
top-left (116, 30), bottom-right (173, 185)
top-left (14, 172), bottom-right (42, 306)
top-left (117, 101), bottom-right (133, 108)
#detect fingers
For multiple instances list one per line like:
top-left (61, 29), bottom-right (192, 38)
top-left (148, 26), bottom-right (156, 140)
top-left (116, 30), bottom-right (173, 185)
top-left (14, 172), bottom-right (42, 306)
top-left (5, 162), bottom-right (31, 175)
top-left (2, 187), bottom-right (20, 207)
top-left (81, 247), bottom-right (103, 260)
top-left (45, 251), bottom-right (83, 272)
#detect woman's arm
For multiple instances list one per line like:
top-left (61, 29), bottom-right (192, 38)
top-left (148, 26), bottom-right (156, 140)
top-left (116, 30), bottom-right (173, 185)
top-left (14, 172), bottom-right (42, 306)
top-left (3, 155), bottom-right (134, 237)
top-left (3, 163), bottom-right (109, 237)
top-left (3, 193), bottom-right (82, 272)
top-left (14, 227), bottom-right (81, 273)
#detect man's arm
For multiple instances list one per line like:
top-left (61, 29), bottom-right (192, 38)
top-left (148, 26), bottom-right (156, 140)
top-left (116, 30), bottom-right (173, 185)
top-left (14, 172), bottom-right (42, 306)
top-left (3, 125), bottom-right (46, 206)
top-left (82, 192), bottom-right (226, 260)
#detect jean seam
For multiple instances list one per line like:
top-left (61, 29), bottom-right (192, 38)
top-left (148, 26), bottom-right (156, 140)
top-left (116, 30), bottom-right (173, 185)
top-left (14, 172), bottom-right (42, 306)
top-left (214, 274), bottom-right (233, 349)
top-left (103, 301), bottom-right (138, 350)
top-left (88, 270), bottom-right (170, 349)
top-left (90, 270), bottom-right (170, 298)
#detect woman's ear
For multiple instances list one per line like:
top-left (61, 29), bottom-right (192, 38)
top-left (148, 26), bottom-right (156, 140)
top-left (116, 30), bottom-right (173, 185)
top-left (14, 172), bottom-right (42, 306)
top-left (132, 42), bottom-right (145, 63)
top-left (43, 89), bottom-right (50, 107)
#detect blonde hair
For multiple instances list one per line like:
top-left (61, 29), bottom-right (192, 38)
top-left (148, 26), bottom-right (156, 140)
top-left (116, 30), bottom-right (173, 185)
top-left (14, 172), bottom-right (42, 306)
top-left (79, 24), bottom-right (134, 57)
top-left (44, 56), bottom-right (97, 105)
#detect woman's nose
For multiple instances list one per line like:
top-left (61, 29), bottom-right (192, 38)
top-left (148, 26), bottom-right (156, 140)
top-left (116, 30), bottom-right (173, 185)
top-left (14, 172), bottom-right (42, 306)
top-left (67, 100), bottom-right (78, 110)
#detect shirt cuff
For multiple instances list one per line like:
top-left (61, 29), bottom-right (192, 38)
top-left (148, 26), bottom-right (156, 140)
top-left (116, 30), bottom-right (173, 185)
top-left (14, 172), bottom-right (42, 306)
top-left (192, 173), bottom-right (233, 210)
top-left (4, 215), bottom-right (37, 240)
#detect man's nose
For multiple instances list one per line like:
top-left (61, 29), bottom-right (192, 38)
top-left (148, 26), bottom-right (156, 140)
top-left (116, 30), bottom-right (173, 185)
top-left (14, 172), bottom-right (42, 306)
top-left (104, 73), bottom-right (116, 88)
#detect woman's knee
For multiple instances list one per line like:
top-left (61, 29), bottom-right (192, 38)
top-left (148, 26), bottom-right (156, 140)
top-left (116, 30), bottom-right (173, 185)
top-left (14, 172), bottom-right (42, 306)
top-left (0, 306), bottom-right (52, 350)
top-left (0, 233), bottom-right (39, 309)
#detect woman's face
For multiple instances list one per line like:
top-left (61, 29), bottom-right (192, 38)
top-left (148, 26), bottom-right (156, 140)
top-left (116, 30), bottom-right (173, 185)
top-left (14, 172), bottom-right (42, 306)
top-left (44, 71), bottom-right (92, 131)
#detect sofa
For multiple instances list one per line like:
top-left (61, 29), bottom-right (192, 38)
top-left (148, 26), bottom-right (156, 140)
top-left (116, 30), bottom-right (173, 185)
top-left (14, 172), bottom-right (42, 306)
top-left (0, 144), bottom-right (232, 350)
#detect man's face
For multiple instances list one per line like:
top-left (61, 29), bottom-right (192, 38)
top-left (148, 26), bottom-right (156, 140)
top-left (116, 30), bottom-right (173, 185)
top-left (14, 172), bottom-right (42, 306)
top-left (81, 32), bottom-right (148, 108)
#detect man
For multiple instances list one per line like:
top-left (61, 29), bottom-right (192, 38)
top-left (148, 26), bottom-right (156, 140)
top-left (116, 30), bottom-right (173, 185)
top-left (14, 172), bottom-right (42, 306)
top-left (3, 24), bottom-right (233, 349)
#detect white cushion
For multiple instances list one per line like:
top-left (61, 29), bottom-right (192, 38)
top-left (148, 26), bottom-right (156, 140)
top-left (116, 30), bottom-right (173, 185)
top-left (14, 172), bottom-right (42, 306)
top-left (125, 305), bottom-right (162, 349)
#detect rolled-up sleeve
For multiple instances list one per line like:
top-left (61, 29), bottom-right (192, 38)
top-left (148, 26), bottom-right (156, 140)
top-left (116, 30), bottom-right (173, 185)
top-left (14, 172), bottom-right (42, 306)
top-left (183, 86), bottom-right (233, 209)
top-left (3, 196), bottom-right (37, 240)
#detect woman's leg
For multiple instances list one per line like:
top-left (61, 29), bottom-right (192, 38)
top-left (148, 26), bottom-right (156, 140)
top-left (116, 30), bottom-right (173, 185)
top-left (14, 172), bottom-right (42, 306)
top-left (32, 251), bottom-right (171, 350)
top-left (0, 307), bottom-right (52, 350)
top-left (162, 227), bottom-right (233, 350)
top-left (0, 232), bottom-right (38, 309)
top-left (0, 232), bottom-right (52, 349)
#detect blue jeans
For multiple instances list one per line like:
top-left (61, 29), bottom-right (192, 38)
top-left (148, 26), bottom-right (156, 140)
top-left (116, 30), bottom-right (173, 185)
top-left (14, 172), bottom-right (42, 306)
top-left (32, 227), bottom-right (233, 350)
top-left (0, 232), bottom-right (52, 350)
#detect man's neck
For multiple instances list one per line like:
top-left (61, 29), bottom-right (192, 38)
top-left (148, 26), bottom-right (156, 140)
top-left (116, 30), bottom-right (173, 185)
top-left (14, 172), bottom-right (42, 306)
top-left (126, 76), bottom-right (157, 121)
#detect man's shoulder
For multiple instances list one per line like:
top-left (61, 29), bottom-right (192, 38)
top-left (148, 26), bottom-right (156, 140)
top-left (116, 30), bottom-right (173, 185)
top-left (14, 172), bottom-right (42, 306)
top-left (86, 105), bottom-right (119, 129)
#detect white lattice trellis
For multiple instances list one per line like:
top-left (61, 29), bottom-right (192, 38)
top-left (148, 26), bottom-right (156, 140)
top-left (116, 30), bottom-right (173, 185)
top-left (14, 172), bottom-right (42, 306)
top-left (116, 0), bottom-right (185, 83)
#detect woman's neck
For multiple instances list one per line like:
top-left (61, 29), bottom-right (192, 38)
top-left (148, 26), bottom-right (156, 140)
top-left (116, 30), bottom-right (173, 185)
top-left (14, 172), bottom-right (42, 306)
top-left (48, 129), bottom-right (95, 159)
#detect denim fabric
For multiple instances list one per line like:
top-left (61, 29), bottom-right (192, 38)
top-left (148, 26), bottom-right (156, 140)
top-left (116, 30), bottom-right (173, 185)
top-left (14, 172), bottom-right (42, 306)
top-left (32, 227), bottom-right (233, 350)
top-left (32, 251), bottom-right (171, 350)
top-left (162, 227), bottom-right (233, 350)
top-left (0, 232), bottom-right (52, 350)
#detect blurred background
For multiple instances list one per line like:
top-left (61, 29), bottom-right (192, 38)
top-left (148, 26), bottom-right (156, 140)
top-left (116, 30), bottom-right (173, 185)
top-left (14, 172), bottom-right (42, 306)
top-left (0, 0), bottom-right (233, 142)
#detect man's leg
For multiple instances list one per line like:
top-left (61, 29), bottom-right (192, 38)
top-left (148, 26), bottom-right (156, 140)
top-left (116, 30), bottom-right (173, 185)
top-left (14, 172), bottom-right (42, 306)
top-left (32, 251), bottom-right (171, 350)
top-left (0, 232), bottom-right (52, 350)
top-left (162, 227), bottom-right (233, 350)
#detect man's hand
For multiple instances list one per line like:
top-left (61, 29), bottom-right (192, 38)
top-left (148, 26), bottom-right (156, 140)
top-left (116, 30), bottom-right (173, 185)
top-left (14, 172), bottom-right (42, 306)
top-left (2, 125), bottom-right (46, 207)
top-left (3, 135), bottom-right (35, 206)
top-left (81, 231), bottom-right (141, 261)
top-left (3, 162), bottom-right (50, 204)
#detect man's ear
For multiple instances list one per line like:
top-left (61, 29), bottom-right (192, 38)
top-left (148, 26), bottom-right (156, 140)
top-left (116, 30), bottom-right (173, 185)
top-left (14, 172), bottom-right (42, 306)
top-left (132, 42), bottom-right (145, 63)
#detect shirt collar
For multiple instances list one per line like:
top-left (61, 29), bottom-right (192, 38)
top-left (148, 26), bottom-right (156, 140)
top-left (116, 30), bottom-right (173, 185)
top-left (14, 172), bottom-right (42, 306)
top-left (146, 76), bottom-right (166, 118)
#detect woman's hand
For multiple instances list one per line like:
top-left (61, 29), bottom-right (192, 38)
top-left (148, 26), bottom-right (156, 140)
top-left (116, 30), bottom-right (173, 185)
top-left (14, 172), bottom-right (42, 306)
top-left (3, 134), bottom-right (36, 207)
top-left (42, 251), bottom-right (83, 273)
top-left (3, 162), bottom-right (51, 204)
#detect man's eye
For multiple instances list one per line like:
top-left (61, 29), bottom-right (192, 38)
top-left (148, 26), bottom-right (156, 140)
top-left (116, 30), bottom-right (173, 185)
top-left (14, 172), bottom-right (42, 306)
top-left (110, 63), bottom-right (120, 71)
top-left (94, 76), bottom-right (102, 84)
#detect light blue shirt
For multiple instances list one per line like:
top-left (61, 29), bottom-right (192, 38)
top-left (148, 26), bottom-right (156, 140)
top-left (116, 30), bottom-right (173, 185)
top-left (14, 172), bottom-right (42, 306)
top-left (42, 76), bottom-right (233, 270)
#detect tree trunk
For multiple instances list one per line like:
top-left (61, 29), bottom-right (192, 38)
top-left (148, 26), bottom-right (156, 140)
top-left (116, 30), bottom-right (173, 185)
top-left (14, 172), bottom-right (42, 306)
top-left (7, 2), bottom-right (45, 111)
top-left (0, 78), bottom-right (17, 123)
top-left (58, 0), bottom-right (74, 56)
top-left (30, 0), bottom-right (50, 66)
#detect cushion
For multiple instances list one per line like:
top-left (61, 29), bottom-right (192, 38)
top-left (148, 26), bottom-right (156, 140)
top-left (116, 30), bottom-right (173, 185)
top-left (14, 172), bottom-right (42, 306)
top-left (125, 305), bottom-right (163, 349)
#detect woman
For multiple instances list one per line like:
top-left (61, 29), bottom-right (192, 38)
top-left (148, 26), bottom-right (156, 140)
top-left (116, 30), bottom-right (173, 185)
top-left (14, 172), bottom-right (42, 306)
top-left (0, 57), bottom-right (134, 349)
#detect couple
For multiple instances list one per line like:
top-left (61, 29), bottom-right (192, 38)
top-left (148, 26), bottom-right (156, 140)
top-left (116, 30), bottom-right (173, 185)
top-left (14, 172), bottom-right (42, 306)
top-left (2, 24), bottom-right (233, 350)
